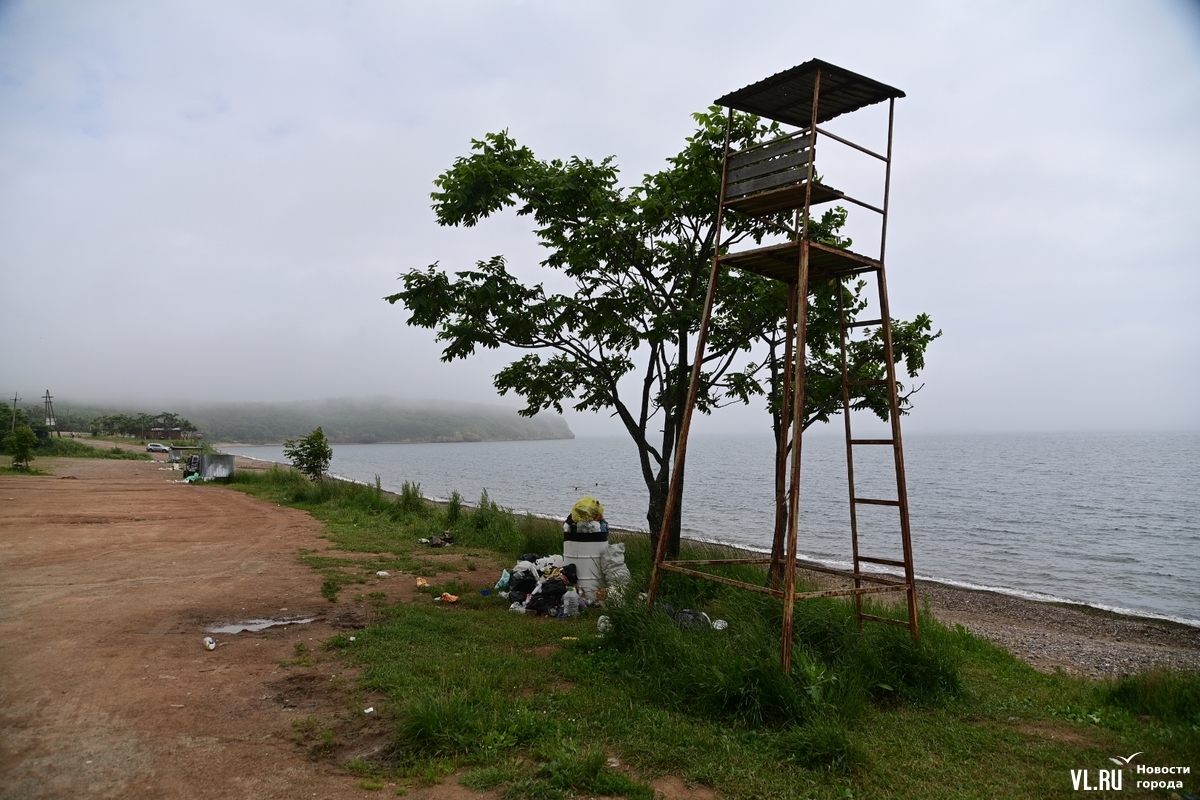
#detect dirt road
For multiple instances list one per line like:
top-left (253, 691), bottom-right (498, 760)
top-left (0, 457), bottom-right (474, 800)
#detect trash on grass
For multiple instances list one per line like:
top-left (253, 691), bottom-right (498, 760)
top-left (712, 619), bottom-right (729, 631)
top-left (203, 636), bottom-right (216, 650)
top-left (440, 592), bottom-right (459, 603)
top-left (364, 707), bottom-right (374, 714)
top-left (415, 577), bottom-right (428, 588)
top-left (375, 570), bottom-right (389, 577)
top-left (597, 615), bottom-right (613, 633)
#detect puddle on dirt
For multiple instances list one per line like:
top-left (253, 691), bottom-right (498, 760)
top-left (207, 617), bottom-right (316, 634)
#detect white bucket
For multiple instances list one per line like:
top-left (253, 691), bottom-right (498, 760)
top-left (563, 519), bottom-right (608, 602)
top-left (564, 539), bottom-right (607, 602)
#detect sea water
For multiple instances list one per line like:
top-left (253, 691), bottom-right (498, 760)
top-left (222, 432), bottom-right (1200, 626)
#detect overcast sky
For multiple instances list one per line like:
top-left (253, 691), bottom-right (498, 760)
top-left (1, 0), bottom-right (1197, 436)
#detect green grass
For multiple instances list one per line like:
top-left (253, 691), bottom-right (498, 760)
top-left (225, 467), bottom-right (1200, 799)
top-left (0, 464), bottom-right (50, 475)
top-left (35, 438), bottom-right (150, 460)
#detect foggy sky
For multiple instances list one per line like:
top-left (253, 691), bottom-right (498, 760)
top-left (1, 1), bottom-right (1197, 437)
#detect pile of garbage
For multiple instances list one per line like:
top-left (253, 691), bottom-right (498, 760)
top-left (497, 545), bottom-right (630, 617)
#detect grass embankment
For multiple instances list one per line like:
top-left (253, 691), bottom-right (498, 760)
top-left (228, 467), bottom-right (1199, 799)
top-left (1, 437), bottom-right (150, 472)
top-left (38, 438), bottom-right (151, 460)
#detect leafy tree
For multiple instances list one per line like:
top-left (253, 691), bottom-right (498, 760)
top-left (283, 427), bottom-right (333, 480)
top-left (387, 109), bottom-right (938, 558)
top-left (1, 404), bottom-right (32, 436)
top-left (5, 425), bottom-right (38, 469)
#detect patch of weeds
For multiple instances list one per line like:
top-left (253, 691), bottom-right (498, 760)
top-left (359, 778), bottom-right (384, 791)
top-left (345, 758), bottom-right (373, 775)
top-left (321, 580), bottom-right (339, 603)
top-left (291, 714), bottom-right (320, 740)
top-left (445, 491), bottom-right (462, 524)
top-left (0, 465), bottom-right (50, 475)
top-left (419, 759), bottom-right (456, 785)
top-left (311, 727), bottom-right (335, 758)
top-left (399, 481), bottom-right (425, 514)
top-left (506, 746), bottom-right (653, 800)
top-left (1104, 669), bottom-right (1200, 725)
top-left (461, 764), bottom-right (520, 791)
top-left (775, 720), bottom-right (866, 772)
top-left (291, 715), bottom-right (336, 758)
top-left (284, 642), bottom-right (316, 668)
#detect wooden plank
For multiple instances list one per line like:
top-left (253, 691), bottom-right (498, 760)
top-left (794, 584), bottom-right (911, 601)
top-left (725, 167), bottom-right (809, 200)
top-left (723, 181), bottom-right (843, 217)
top-left (726, 148), bottom-right (812, 184)
top-left (727, 133), bottom-right (811, 170)
top-left (859, 613), bottom-right (912, 627)
top-left (856, 555), bottom-right (906, 568)
top-left (658, 563), bottom-right (783, 598)
top-left (664, 558), bottom-right (773, 566)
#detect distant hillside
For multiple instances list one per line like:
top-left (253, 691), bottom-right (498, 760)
top-left (177, 398), bottom-right (574, 445)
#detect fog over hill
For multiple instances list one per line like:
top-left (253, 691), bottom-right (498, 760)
top-left (38, 397), bottom-right (573, 445)
top-left (180, 397), bottom-right (574, 445)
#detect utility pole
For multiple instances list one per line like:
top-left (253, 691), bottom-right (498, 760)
top-left (43, 390), bottom-right (58, 437)
top-left (10, 392), bottom-right (19, 433)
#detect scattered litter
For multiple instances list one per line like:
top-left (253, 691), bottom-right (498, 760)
top-left (415, 577), bottom-right (428, 588)
top-left (561, 636), bottom-right (578, 641)
top-left (375, 570), bottom-right (389, 577)
top-left (712, 619), bottom-right (729, 631)
top-left (670, 608), bottom-right (711, 630)
top-left (440, 592), bottom-right (459, 603)
top-left (508, 602), bottom-right (526, 613)
top-left (479, 589), bottom-right (491, 596)
top-left (349, 636), bottom-right (356, 641)
top-left (202, 637), bottom-right (216, 651)
top-left (597, 615), bottom-right (613, 633)
top-left (419, 534), bottom-right (453, 548)
top-left (494, 570), bottom-right (511, 591)
top-left (364, 707), bottom-right (374, 714)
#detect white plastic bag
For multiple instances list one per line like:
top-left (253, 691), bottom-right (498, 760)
top-left (600, 542), bottom-right (631, 586)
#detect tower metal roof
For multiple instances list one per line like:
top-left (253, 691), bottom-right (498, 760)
top-left (715, 59), bottom-right (904, 128)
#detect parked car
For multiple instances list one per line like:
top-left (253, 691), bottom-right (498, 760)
top-left (146, 443), bottom-right (170, 453)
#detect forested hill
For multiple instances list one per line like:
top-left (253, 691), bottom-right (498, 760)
top-left (179, 398), bottom-right (574, 445)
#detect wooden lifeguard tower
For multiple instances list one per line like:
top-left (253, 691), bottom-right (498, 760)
top-left (647, 60), bottom-right (919, 670)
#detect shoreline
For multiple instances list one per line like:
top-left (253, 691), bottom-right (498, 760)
top-left (227, 449), bottom-right (1199, 633)
top-left (226, 450), bottom-right (1200, 677)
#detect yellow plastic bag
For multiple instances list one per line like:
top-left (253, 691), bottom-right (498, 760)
top-left (570, 496), bottom-right (605, 522)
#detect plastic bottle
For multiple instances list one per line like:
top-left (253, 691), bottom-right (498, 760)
top-left (562, 589), bottom-right (580, 617)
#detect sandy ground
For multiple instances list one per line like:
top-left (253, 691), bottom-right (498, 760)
top-left (2, 452), bottom-right (1196, 799)
top-left (0, 456), bottom-right (499, 800)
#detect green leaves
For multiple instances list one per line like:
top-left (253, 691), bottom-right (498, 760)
top-left (283, 427), bottom-right (333, 481)
top-left (386, 109), bottom-right (940, 548)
